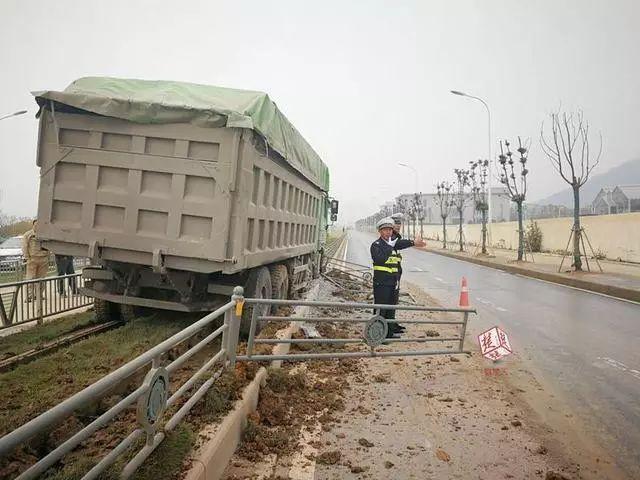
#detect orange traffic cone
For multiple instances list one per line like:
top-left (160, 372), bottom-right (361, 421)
top-left (459, 277), bottom-right (470, 307)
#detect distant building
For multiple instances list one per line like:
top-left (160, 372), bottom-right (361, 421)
top-left (592, 188), bottom-right (617, 215)
top-left (612, 185), bottom-right (640, 212)
top-left (591, 185), bottom-right (640, 214)
top-left (393, 187), bottom-right (511, 224)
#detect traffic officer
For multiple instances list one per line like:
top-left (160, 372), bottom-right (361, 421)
top-left (391, 213), bottom-right (404, 240)
top-left (370, 217), bottom-right (425, 337)
top-left (22, 220), bottom-right (50, 301)
top-left (390, 212), bottom-right (406, 328)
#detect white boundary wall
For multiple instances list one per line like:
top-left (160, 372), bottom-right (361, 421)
top-left (419, 212), bottom-right (640, 263)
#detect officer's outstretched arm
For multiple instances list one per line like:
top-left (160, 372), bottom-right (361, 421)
top-left (395, 238), bottom-right (426, 250)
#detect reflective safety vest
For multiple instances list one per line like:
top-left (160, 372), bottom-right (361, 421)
top-left (373, 249), bottom-right (402, 274)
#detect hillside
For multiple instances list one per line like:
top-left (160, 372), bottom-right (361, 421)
top-left (535, 158), bottom-right (640, 206)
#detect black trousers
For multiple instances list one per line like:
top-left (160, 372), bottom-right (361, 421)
top-left (55, 255), bottom-right (77, 294)
top-left (373, 283), bottom-right (397, 320)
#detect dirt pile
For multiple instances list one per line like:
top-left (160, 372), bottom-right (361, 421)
top-left (239, 364), bottom-right (343, 461)
top-left (237, 276), bottom-right (368, 464)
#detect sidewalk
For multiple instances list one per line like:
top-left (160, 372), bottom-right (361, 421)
top-left (422, 239), bottom-right (640, 303)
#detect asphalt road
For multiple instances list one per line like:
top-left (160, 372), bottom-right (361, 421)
top-left (346, 229), bottom-right (640, 477)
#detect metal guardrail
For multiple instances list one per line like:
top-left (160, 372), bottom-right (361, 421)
top-left (0, 290), bottom-right (242, 480)
top-left (323, 234), bottom-right (346, 260)
top-left (239, 296), bottom-right (474, 363)
top-left (0, 286), bottom-right (474, 479)
top-left (0, 273), bottom-right (93, 329)
top-left (325, 257), bottom-right (373, 283)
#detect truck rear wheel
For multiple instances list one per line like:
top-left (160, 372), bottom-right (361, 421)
top-left (94, 298), bottom-right (119, 323)
top-left (241, 267), bottom-right (272, 338)
top-left (269, 264), bottom-right (289, 313)
top-left (119, 304), bottom-right (137, 323)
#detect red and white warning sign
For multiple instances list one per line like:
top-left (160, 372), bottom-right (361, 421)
top-left (478, 326), bottom-right (513, 361)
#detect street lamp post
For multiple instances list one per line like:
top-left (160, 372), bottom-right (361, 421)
top-left (0, 110), bottom-right (27, 121)
top-left (450, 90), bottom-right (492, 233)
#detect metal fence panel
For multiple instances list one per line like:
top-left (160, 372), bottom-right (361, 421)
top-left (239, 297), bottom-right (475, 362)
top-left (0, 293), bottom-right (240, 480)
top-left (0, 273), bottom-right (93, 328)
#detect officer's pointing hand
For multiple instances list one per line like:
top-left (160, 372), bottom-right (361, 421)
top-left (414, 238), bottom-right (426, 248)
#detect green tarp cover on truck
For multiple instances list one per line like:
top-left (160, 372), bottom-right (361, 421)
top-left (33, 76), bottom-right (330, 191)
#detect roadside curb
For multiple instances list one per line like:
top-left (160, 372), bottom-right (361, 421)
top-left (184, 283), bottom-right (320, 480)
top-left (425, 248), bottom-right (640, 303)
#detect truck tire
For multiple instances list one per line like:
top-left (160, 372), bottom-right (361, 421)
top-left (269, 264), bottom-right (289, 313)
top-left (241, 267), bottom-right (272, 338)
top-left (312, 254), bottom-right (321, 279)
top-left (270, 264), bottom-right (289, 299)
top-left (94, 298), bottom-right (119, 323)
top-left (119, 304), bottom-right (137, 323)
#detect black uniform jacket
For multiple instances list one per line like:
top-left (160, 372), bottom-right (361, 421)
top-left (391, 232), bottom-right (404, 276)
top-left (370, 236), bottom-right (414, 286)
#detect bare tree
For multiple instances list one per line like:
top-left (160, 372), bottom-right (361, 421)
top-left (453, 168), bottom-right (470, 252)
top-left (540, 110), bottom-right (602, 271)
top-left (498, 138), bottom-right (529, 261)
top-left (435, 181), bottom-right (454, 249)
top-left (469, 159), bottom-right (489, 254)
top-left (412, 192), bottom-right (424, 238)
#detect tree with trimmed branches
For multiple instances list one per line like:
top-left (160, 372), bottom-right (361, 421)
top-left (435, 181), bottom-right (454, 249)
top-left (469, 159), bottom-right (489, 255)
top-left (413, 192), bottom-right (424, 239)
top-left (498, 138), bottom-right (529, 261)
top-left (395, 197), bottom-right (410, 238)
top-left (453, 168), bottom-right (470, 252)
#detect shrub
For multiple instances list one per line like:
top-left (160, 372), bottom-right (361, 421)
top-left (525, 221), bottom-right (543, 252)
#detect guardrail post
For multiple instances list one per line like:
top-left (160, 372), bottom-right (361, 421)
top-left (36, 280), bottom-right (43, 325)
top-left (225, 286), bottom-right (243, 368)
top-left (459, 311), bottom-right (469, 352)
top-left (18, 260), bottom-right (24, 282)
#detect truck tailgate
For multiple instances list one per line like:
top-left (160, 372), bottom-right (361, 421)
top-left (36, 110), bottom-right (239, 272)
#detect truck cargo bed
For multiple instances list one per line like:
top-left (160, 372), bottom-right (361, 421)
top-left (36, 110), bottom-right (323, 274)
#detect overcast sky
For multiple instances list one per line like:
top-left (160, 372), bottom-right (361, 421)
top-left (1, 0), bottom-right (639, 224)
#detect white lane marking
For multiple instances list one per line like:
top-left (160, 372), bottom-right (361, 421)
top-left (474, 296), bottom-right (508, 312)
top-left (412, 267), bottom-right (423, 272)
top-left (596, 357), bottom-right (640, 381)
top-left (434, 276), bottom-right (445, 283)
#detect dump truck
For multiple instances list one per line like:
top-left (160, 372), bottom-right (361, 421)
top-left (32, 77), bottom-right (337, 331)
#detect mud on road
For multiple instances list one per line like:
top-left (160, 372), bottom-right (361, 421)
top-left (223, 275), bottom-right (623, 480)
